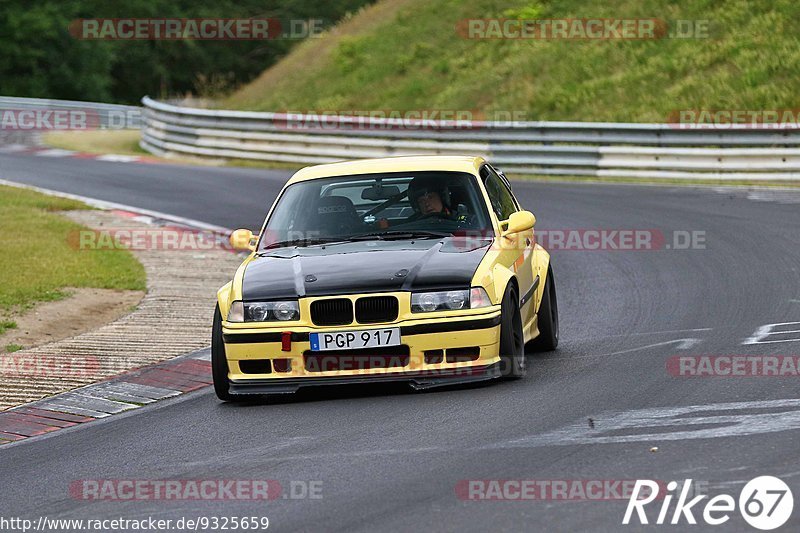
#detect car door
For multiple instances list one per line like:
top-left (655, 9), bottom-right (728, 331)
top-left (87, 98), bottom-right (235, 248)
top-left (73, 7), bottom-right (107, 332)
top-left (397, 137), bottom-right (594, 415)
top-left (481, 165), bottom-right (537, 323)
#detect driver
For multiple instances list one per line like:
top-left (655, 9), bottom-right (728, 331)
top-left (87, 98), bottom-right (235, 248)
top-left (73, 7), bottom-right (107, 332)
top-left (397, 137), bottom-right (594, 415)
top-left (375, 176), bottom-right (471, 229)
top-left (407, 176), bottom-right (455, 218)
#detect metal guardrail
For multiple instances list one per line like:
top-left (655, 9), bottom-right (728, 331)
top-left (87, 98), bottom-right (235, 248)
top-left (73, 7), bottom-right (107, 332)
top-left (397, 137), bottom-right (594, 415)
top-left (0, 96), bottom-right (141, 129)
top-left (140, 97), bottom-right (800, 180)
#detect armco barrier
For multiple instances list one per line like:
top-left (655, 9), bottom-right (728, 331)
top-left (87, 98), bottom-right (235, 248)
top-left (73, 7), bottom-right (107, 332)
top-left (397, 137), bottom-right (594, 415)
top-left (0, 96), bottom-right (141, 130)
top-left (6, 95), bottom-right (798, 180)
top-left (140, 97), bottom-right (800, 180)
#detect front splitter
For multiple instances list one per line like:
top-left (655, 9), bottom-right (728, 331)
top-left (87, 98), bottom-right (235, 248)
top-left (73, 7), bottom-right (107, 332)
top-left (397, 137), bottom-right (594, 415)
top-left (228, 363), bottom-right (502, 395)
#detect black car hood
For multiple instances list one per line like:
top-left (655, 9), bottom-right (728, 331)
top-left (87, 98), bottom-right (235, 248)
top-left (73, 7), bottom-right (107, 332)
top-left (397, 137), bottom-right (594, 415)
top-left (242, 237), bottom-right (492, 300)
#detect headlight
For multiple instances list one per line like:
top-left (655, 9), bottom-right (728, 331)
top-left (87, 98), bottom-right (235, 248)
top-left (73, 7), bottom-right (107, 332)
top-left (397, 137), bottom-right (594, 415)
top-left (227, 300), bottom-right (300, 322)
top-left (411, 288), bottom-right (492, 313)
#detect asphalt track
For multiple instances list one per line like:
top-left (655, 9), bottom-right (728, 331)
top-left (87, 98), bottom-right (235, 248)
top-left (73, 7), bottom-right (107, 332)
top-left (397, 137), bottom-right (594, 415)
top-left (2, 152), bottom-right (800, 531)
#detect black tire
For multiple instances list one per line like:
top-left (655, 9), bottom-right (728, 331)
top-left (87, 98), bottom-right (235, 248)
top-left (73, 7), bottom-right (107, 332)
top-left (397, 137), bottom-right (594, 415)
top-left (527, 266), bottom-right (559, 352)
top-left (499, 284), bottom-right (527, 378)
top-left (212, 305), bottom-right (238, 402)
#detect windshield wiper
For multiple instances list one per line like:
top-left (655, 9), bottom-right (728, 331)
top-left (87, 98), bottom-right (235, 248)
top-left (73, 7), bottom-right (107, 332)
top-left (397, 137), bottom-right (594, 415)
top-left (260, 237), bottom-right (339, 251)
top-left (348, 230), bottom-right (451, 241)
top-left (260, 231), bottom-right (450, 251)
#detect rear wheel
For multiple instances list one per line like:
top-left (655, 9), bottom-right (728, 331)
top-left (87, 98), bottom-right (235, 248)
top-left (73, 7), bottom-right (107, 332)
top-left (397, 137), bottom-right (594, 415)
top-left (527, 266), bottom-right (559, 352)
top-left (499, 284), bottom-right (526, 378)
top-left (212, 305), bottom-right (237, 402)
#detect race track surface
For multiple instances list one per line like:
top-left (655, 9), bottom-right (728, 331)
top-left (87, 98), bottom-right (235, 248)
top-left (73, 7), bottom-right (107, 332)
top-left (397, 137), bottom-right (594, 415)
top-left (2, 153), bottom-right (800, 531)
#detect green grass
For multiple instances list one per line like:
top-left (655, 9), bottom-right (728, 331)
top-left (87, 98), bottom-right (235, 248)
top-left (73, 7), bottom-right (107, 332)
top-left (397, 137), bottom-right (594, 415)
top-left (41, 130), bottom-right (148, 157)
top-left (224, 0), bottom-right (800, 122)
top-left (5, 344), bottom-right (23, 353)
top-left (0, 184), bottom-right (146, 317)
top-left (41, 131), bottom-right (306, 171)
top-left (0, 320), bottom-right (16, 336)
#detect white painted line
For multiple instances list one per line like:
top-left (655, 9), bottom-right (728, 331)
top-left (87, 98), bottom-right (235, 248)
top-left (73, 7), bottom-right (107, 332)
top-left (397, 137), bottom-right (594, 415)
top-left (0, 178), bottom-right (231, 233)
top-left (95, 382), bottom-right (179, 400)
top-left (0, 144), bottom-right (30, 153)
top-left (546, 338), bottom-right (702, 360)
top-left (573, 328), bottom-right (712, 342)
top-left (742, 339), bottom-right (800, 345)
top-left (79, 390), bottom-right (154, 405)
top-left (34, 402), bottom-right (111, 419)
top-left (490, 398), bottom-right (800, 448)
top-left (35, 148), bottom-right (77, 157)
top-left (95, 154), bottom-right (141, 163)
top-left (64, 374), bottom-right (182, 402)
top-left (59, 392), bottom-right (138, 414)
top-left (605, 338), bottom-right (702, 355)
top-left (627, 328), bottom-right (712, 336)
top-left (743, 321), bottom-right (800, 345)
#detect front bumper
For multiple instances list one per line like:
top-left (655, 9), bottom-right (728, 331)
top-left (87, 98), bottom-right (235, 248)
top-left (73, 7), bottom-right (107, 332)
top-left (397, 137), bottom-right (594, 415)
top-left (222, 311), bottom-right (502, 392)
top-left (229, 362), bottom-right (502, 394)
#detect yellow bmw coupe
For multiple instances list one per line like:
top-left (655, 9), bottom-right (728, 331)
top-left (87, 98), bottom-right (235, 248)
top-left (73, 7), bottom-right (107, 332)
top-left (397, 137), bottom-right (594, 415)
top-left (213, 155), bottom-right (558, 401)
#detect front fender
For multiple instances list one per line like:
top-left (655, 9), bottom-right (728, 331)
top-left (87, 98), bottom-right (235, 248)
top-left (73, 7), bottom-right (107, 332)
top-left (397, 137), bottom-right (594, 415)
top-left (470, 243), bottom-right (517, 304)
top-left (490, 264), bottom-right (517, 303)
top-left (217, 254), bottom-right (256, 319)
top-left (217, 282), bottom-right (233, 319)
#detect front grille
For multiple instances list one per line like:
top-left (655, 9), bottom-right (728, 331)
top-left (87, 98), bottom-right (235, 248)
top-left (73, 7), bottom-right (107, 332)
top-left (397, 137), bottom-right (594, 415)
top-left (310, 298), bottom-right (353, 326)
top-left (355, 296), bottom-right (399, 324)
top-left (304, 345), bottom-right (410, 372)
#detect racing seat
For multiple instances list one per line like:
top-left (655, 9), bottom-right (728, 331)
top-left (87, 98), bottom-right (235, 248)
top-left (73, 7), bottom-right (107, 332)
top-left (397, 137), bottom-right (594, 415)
top-left (312, 196), bottom-right (362, 237)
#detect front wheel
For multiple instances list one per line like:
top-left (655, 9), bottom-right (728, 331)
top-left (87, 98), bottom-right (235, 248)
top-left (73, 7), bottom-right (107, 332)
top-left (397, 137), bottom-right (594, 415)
top-left (527, 266), bottom-right (559, 352)
top-left (212, 305), bottom-right (238, 402)
top-left (499, 285), bottom-right (526, 379)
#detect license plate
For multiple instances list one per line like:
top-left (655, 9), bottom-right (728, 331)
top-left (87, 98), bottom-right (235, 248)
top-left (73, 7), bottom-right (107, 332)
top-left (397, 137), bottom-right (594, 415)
top-left (310, 328), bottom-right (400, 352)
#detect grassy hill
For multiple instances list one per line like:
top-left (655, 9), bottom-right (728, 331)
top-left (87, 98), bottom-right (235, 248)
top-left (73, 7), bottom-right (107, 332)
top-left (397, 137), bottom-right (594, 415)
top-left (223, 0), bottom-right (800, 122)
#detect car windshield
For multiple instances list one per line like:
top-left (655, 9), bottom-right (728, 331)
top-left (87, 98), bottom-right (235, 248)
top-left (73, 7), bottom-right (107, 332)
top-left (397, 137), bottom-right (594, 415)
top-left (258, 171), bottom-right (492, 250)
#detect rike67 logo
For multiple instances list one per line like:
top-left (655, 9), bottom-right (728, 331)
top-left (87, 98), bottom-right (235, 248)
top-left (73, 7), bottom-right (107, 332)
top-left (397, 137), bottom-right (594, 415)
top-left (624, 477), bottom-right (793, 530)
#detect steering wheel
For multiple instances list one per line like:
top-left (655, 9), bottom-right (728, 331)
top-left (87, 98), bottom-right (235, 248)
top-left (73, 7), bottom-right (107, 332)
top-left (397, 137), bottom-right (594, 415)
top-left (403, 211), bottom-right (451, 225)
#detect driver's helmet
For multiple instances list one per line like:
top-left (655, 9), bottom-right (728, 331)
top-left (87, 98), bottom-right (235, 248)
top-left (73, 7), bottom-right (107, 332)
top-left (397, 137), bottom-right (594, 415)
top-left (407, 176), bottom-right (451, 213)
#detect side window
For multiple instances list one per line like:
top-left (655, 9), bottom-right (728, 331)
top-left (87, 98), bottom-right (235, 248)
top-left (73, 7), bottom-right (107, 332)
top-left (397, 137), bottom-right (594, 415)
top-left (482, 166), bottom-right (517, 220)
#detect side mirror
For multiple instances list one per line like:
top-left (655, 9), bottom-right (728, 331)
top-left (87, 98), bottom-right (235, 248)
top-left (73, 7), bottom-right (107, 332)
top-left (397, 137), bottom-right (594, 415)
top-left (502, 211), bottom-right (536, 238)
top-left (230, 228), bottom-right (257, 251)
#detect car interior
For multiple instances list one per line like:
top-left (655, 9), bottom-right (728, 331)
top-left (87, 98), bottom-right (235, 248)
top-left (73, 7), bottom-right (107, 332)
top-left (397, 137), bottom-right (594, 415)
top-left (260, 172), bottom-right (492, 246)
